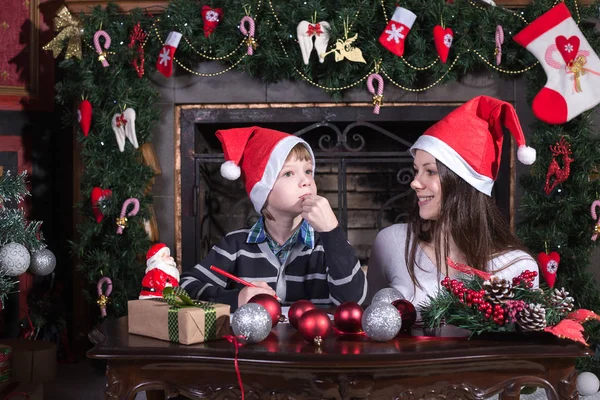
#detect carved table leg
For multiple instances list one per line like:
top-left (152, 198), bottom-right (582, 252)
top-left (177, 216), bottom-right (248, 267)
top-left (105, 360), bottom-right (140, 400)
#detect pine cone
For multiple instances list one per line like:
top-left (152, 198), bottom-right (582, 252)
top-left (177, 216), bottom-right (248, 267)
top-left (516, 303), bottom-right (547, 331)
top-left (483, 277), bottom-right (513, 304)
top-left (550, 288), bottom-right (575, 314)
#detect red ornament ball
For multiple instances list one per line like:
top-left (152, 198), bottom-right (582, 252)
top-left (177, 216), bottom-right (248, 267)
top-left (334, 302), bottom-right (363, 333)
top-left (288, 299), bottom-right (316, 329)
top-left (297, 309), bottom-right (332, 345)
top-left (392, 299), bottom-right (417, 331)
top-left (248, 294), bottom-right (282, 328)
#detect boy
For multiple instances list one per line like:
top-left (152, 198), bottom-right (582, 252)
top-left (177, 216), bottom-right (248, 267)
top-left (180, 126), bottom-right (367, 311)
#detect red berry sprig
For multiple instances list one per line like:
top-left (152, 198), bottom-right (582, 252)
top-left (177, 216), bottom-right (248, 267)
top-left (441, 277), bottom-right (506, 325)
top-left (512, 270), bottom-right (538, 288)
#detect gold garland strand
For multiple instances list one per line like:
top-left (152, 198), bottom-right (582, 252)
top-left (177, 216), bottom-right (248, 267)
top-left (276, 37), bottom-right (373, 90)
top-left (152, 24), bottom-right (247, 77)
top-left (400, 56), bottom-right (439, 71)
top-left (182, 36), bottom-right (246, 60)
top-left (467, 0), bottom-right (529, 24)
top-left (381, 55), bottom-right (460, 92)
top-left (471, 49), bottom-right (539, 74)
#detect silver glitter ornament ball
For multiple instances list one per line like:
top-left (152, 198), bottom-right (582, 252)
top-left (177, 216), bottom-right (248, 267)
top-left (0, 242), bottom-right (30, 276)
top-left (232, 303), bottom-right (272, 343)
top-left (362, 301), bottom-right (402, 342)
top-left (371, 287), bottom-right (404, 304)
top-left (29, 249), bottom-right (56, 276)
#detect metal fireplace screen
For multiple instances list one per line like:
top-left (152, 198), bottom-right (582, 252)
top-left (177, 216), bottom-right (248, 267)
top-left (178, 106), bottom-right (512, 270)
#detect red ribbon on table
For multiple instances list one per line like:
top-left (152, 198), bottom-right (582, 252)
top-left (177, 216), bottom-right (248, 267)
top-left (225, 335), bottom-right (246, 400)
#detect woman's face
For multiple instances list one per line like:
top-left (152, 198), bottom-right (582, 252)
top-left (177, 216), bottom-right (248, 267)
top-left (410, 150), bottom-right (442, 220)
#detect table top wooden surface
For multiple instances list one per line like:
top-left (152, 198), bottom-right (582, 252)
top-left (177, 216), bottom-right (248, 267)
top-left (88, 317), bottom-right (591, 368)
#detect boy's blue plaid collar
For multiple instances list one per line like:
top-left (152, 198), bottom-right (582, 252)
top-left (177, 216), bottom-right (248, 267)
top-left (247, 217), bottom-right (314, 249)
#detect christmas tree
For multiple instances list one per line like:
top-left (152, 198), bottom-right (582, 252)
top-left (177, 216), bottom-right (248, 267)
top-left (0, 171), bottom-right (47, 309)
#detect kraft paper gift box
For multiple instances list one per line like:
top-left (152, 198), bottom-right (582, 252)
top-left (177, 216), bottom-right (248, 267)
top-left (128, 297), bottom-right (230, 345)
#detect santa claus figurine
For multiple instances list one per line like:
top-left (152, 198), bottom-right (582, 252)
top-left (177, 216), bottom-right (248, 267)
top-left (139, 243), bottom-right (180, 299)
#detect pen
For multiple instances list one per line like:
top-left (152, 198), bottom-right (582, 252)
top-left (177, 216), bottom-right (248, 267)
top-left (210, 265), bottom-right (280, 301)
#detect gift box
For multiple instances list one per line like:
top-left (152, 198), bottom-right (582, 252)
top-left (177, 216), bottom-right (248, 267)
top-left (128, 297), bottom-right (230, 345)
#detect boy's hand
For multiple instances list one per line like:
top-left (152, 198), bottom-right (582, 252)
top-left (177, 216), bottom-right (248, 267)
top-left (238, 281), bottom-right (277, 307)
top-left (301, 194), bottom-right (339, 232)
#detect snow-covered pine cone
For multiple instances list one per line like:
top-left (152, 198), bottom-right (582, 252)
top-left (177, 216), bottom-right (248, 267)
top-left (550, 288), bottom-right (575, 314)
top-left (483, 277), bottom-right (513, 304)
top-left (516, 303), bottom-right (547, 331)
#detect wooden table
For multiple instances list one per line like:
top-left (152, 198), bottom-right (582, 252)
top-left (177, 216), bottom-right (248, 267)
top-left (87, 317), bottom-right (591, 400)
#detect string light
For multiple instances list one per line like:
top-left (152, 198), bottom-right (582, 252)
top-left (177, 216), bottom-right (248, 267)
top-left (382, 55), bottom-right (460, 92)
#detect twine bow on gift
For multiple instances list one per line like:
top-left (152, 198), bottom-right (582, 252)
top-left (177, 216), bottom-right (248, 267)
top-left (567, 55), bottom-right (600, 93)
top-left (162, 286), bottom-right (218, 343)
top-left (116, 198), bottom-right (140, 234)
top-left (42, 6), bottom-right (83, 60)
top-left (239, 16), bottom-right (257, 55)
top-left (367, 73), bottom-right (384, 114)
top-left (97, 277), bottom-right (113, 318)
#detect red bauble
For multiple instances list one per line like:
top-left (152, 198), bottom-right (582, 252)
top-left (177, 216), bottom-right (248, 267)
top-left (334, 302), bottom-right (363, 334)
top-left (288, 300), bottom-right (316, 329)
top-left (248, 293), bottom-right (282, 328)
top-left (297, 309), bottom-right (332, 345)
top-left (392, 299), bottom-right (417, 332)
top-left (91, 187), bottom-right (113, 223)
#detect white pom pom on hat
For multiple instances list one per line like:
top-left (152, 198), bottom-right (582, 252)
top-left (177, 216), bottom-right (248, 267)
top-left (220, 160), bottom-right (241, 180)
top-left (517, 145), bottom-right (536, 165)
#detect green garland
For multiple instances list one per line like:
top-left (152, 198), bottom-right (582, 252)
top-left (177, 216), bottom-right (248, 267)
top-left (55, 0), bottom-right (600, 368)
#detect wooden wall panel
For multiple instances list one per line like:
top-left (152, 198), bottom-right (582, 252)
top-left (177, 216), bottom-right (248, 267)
top-left (0, 0), bottom-right (54, 111)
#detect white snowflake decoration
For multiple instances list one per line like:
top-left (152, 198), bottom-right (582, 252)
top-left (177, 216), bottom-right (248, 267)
top-left (564, 43), bottom-right (574, 53)
top-left (546, 260), bottom-right (558, 274)
top-left (443, 33), bottom-right (453, 48)
top-left (205, 10), bottom-right (220, 22)
top-left (77, 109), bottom-right (82, 122)
top-left (158, 47), bottom-right (171, 66)
top-left (384, 23), bottom-right (405, 44)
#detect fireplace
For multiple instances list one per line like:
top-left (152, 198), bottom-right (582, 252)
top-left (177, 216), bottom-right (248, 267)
top-left (175, 103), bottom-right (515, 269)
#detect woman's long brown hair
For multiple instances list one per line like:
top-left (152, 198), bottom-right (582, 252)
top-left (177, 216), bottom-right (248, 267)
top-left (405, 159), bottom-right (531, 289)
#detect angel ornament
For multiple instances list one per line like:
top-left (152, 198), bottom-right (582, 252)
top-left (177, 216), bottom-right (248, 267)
top-left (111, 107), bottom-right (139, 152)
top-left (297, 20), bottom-right (331, 65)
top-left (320, 21), bottom-right (366, 64)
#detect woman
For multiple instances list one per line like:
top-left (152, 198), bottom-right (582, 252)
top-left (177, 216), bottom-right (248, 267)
top-left (367, 96), bottom-right (540, 310)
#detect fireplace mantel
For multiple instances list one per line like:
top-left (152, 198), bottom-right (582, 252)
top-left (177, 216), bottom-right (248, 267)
top-left (58, 0), bottom-right (592, 14)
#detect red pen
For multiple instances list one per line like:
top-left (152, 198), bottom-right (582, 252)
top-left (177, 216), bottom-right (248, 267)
top-left (210, 265), bottom-right (280, 301)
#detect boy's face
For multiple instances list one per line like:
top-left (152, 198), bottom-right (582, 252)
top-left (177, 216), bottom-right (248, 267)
top-left (266, 157), bottom-right (317, 216)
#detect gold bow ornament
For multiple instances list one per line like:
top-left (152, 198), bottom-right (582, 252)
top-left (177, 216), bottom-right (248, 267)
top-left (42, 6), bottom-right (83, 60)
top-left (567, 55), bottom-right (600, 93)
top-left (372, 94), bottom-right (384, 107)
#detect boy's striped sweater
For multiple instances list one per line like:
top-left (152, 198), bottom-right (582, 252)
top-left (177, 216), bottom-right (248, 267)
top-left (180, 225), bottom-right (367, 311)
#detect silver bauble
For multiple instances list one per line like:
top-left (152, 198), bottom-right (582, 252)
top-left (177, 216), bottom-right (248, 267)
top-left (0, 242), bottom-right (30, 276)
top-left (29, 249), bottom-right (56, 276)
top-left (372, 287), bottom-right (404, 304)
top-left (232, 303), bottom-right (272, 343)
top-left (362, 301), bottom-right (402, 342)
top-left (577, 372), bottom-right (600, 396)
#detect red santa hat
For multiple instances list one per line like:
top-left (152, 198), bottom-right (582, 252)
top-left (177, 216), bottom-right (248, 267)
top-left (216, 126), bottom-right (315, 213)
top-left (146, 243), bottom-right (167, 261)
top-left (410, 95), bottom-right (536, 196)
